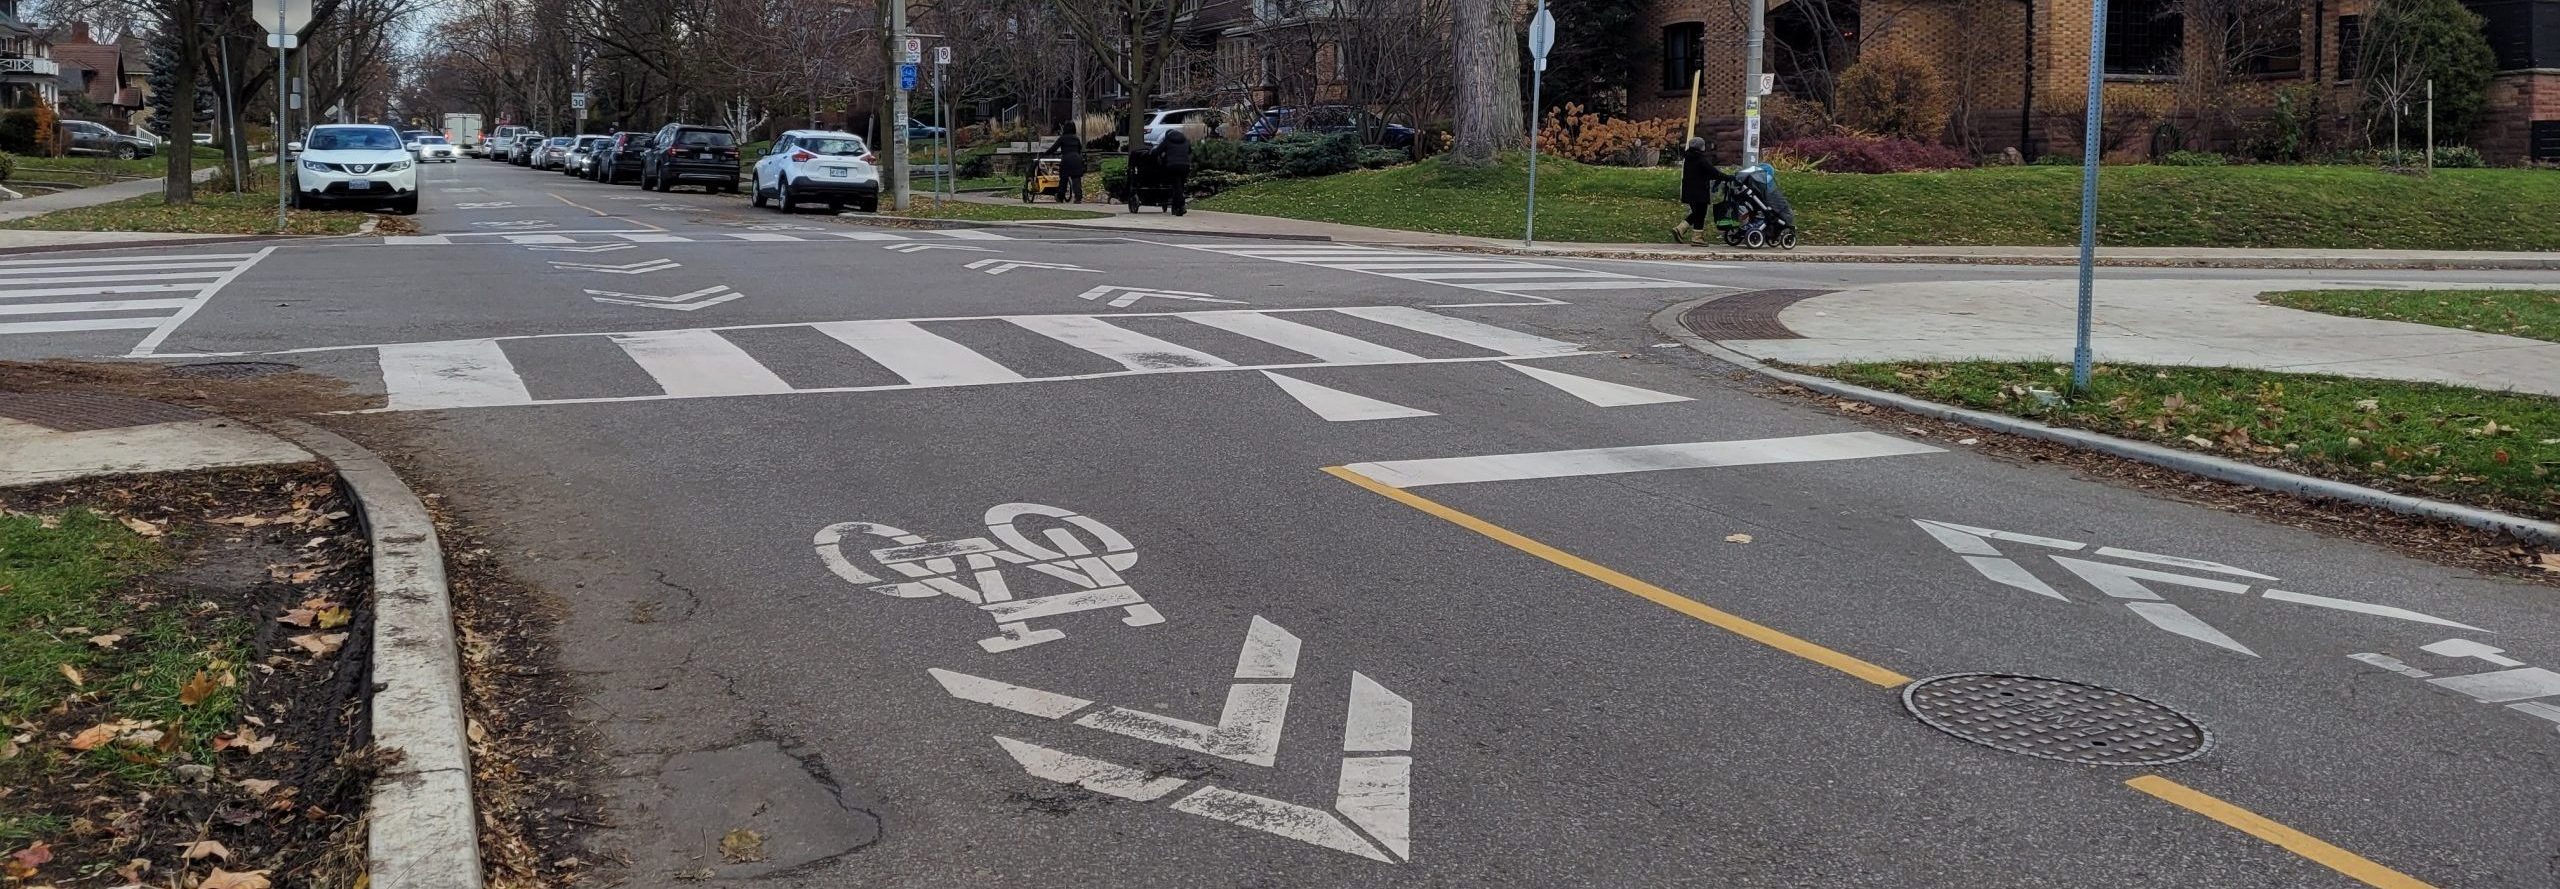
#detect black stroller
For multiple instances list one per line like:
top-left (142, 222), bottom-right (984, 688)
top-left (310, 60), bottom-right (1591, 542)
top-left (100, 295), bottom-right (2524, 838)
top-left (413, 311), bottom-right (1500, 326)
top-left (1118, 147), bottom-right (1181, 213)
top-left (1714, 162), bottom-right (1799, 249)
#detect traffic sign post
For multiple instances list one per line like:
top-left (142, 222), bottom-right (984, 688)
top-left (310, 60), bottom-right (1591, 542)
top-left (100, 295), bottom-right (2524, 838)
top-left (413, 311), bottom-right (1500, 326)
top-left (259, 0), bottom-right (312, 230)
top-left (1524, 2), bottom-right (1555, 247)
top-left (898, 64), bottom-right (918, 92)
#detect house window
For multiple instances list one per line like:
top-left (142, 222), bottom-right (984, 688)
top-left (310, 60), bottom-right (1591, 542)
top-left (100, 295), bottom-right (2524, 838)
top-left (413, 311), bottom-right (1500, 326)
top-left (1662, 22), bottom-right (1704, 91)
top-left (2334, 15), bottom-right (2361, 80)
top-left (2104, 0), bottom-right (2183, 76)
top-left (2233, 9), bottom-right (2302, 75)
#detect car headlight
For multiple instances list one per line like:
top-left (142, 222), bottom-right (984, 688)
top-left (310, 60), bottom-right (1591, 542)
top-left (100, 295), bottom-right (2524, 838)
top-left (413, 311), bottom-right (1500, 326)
top-left (301, 159), bottom-right (331, 173)
top-left (385, 160), bottom-right (413, 172)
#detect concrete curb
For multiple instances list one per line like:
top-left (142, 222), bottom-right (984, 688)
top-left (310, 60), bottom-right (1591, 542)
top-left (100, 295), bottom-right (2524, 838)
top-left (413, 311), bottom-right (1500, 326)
top-left (1463, 244), bottom-right (2560, 270)
top-left (0, 234), bottom-right (311, 257)
top-left (260, 420), bottom-right (483, 889)
top-left (1007, 219), bottom-right (1334, 241)
top-left (1648, 296), bottom-right (2560, 547)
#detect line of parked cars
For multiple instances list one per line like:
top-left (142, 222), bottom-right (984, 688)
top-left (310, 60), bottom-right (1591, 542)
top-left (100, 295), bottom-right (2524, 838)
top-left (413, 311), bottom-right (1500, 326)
top-left (476, 122), bottom-right (883, 214)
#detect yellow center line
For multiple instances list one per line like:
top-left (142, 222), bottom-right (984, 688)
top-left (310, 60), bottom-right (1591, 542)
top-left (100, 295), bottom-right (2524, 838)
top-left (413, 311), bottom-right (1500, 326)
top-left (2126, 776), bottom-right (2438, 889)
top-left (549, 191), bottom-right (663, 231)
top-left (1322, 465), bottom-right (1911, 688)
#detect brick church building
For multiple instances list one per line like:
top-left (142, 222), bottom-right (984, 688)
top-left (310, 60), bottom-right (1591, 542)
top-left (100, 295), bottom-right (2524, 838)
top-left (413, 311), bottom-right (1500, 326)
top-left (1633, 0), bottom-right (2559, 162)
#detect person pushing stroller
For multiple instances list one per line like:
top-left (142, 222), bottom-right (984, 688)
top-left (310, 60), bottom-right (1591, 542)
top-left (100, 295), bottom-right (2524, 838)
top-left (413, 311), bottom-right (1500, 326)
top-left (1673, 137), bottom-right (1732, 246)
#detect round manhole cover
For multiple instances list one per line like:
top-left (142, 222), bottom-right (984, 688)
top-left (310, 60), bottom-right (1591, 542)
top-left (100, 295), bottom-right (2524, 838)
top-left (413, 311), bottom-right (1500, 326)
top-left (1902, 673), bottom-right (2210, 766)
top-left (167, 361), bottom-right (296, 379)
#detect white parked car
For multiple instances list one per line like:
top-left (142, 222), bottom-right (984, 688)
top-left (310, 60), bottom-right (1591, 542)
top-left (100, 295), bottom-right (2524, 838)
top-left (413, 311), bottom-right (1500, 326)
top-left (752, 129), bottom-right (879, 213)
top-left (1140, 107), bottom-right (1228, 146)
top-left (291, 124), bottom-right (419, 214)
top-left (407, 134), bottom-right (461, 162)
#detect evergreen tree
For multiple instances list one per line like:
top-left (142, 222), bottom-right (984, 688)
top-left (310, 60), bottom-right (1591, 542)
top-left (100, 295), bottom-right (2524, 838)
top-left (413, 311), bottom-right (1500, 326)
top-left (2357, 0), bottom-right (2497, 143)
top-left (143, 30), bottom-right (213, 138)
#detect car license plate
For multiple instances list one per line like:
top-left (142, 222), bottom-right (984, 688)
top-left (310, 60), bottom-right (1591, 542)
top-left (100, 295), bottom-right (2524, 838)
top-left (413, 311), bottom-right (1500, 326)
top-left (346, 180), bottom-right (375, 190)
top-left (827, 168), bottom-right (848, 178)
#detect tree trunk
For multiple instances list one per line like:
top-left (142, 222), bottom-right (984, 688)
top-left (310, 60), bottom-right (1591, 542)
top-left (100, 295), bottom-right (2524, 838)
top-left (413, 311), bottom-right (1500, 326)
top-left (1449, 0), bottom-right (1522, 165)
top-left (165, 0), bottom-right (201, 204)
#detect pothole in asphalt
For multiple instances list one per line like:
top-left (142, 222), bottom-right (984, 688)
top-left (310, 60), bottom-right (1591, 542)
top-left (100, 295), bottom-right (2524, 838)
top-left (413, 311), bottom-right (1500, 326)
top-left (166, 361), bottom-right (298, 379)
top-left (1902, 672), bottom-right (2211, 766)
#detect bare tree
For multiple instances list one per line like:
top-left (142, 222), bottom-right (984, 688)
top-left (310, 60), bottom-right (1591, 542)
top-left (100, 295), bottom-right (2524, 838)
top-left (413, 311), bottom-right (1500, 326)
top-left (1045, 0), bottom-right (1199, 145)
top-left (1447, 0), bottom-right (1519, 163)
top-left (2172, 0), bottom-right (2303, 147)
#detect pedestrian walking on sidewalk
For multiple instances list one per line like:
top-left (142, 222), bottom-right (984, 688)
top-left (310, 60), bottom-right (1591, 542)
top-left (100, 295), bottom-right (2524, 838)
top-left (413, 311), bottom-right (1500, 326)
top-left (1159, 129), bottom-right (1194, 216)
top-left (1674, 137), bottom-right (1730, 246)
top-left (1045, 126), bottom-right (1087, 203)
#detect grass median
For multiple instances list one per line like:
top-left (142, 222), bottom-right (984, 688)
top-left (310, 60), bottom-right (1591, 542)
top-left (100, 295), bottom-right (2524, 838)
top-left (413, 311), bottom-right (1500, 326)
top-left (1202, 154), bottom-right (2560, 250)
top-left (1798, 361), bottom-right (2560, 520)
top-left (2261, 288), bottom-right (2560, 343)
top-left (0, 186), bottom-right (373, 235)
top-left (880, 197), bottom-right (1107, 222)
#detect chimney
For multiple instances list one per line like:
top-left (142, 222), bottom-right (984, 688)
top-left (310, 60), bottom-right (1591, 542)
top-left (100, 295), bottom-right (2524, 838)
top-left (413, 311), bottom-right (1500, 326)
top-left (70, 22), bottom-right (89, 43)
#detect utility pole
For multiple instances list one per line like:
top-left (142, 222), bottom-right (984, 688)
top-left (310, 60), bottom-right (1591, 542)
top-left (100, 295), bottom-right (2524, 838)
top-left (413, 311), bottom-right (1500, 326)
top-left (2070, 0), bottom-right (2110, 393)
top-left (889, 0), bottom-right (912, 210)
top-left (335, 36), bottom-right (345, 123)
top-left (1742, 0), bottom-right (1766, 163)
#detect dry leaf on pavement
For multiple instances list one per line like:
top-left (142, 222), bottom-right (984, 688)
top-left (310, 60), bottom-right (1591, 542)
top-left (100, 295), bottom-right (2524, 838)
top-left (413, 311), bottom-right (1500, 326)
top-left (198, 867), bottom-right (272, 889)
top-left (1724, 533), bottom-right (1754, 544)
top-left (719, 828), bottom-right (767, 863)
top-left (118, 516), bottom-right (164, 537)
top-left (2538, 553), bottom-right (2560, 574)
top-left (215, 726), bottom-right (276, 755)
top-left (288, 633), bottom-right (347, 657)
top-left (177, 840), bottom-right (231, 861)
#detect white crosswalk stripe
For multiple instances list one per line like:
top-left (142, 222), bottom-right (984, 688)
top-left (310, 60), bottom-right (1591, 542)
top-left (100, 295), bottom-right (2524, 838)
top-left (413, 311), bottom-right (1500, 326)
top-left (1177, 243), bottom-right (1720, 302)
top-left (357, 306), bottom-right (1599, 412)
top-left (384, 230), bottom-right (1017, 246)
top-left (0, 252), bottom-right (271, 345)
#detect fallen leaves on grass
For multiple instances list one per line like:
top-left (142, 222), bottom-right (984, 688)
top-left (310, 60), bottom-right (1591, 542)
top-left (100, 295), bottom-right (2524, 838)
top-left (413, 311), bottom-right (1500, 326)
top-left (179, 670), bottom-right (224, 706)
top-left (197, 867), bottom-right (273, 889)
top-left (68, 719), bottom-right (159, 751)
top-left (213, 726), bottom-right (275, 755)
top-left (5, 841), bottom-right (51, 879)
top-left (59, 663), bottom-right (84, 686)
top-left (719, 828), bottom-right (767, 863)
top-left (118, 516), bottom-right (165, 537)
top-left (88, 632), bottom-right (124, 648)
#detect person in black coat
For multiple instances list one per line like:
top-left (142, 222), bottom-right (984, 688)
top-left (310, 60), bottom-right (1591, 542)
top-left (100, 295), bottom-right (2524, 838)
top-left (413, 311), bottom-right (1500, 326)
top-left (1158, 129), bottom-right (1194, 216)
top-left (1044, 126), bottom-right (1087, 203)
top-left (1675, 137), bottom-right (1730, 245)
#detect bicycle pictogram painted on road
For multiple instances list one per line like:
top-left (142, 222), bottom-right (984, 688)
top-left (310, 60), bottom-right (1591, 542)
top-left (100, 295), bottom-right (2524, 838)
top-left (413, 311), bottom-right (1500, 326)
top-left (814, 503), bottom-right (1163, 652)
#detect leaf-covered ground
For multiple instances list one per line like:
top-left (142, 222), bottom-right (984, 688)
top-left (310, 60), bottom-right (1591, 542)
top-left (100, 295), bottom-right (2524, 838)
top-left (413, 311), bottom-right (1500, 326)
top-left (0, 188), bottom-right (373, 236)
top-left (2261, 288), bottom-right (2560, 344)
top-left (1, 466), bottom-right (374, 889)
top-left (1801, 362), bottom-right (2560, 521)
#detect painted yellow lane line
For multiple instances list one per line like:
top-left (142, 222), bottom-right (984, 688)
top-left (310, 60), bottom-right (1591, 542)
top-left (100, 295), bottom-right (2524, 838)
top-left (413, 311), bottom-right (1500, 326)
top-left (1323, 465), bottom-right (1911, 688)
top-left (2126, 776), bottom-right (2437, 889)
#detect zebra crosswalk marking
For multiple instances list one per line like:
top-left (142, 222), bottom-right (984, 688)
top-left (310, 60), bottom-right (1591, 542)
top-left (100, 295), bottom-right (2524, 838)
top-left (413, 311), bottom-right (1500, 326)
top-left (1009, 314), bottom-right (1237, 370)
top-left (810, 319), bottom-right (1029, 386)
top-left (0, 250), bottom-right (273, 349)
top-left (383, 230), bottom-right (1019, 246)
top-left (609, 328), bottom-right (795, 397)
top-left (1178, 242), bottom-right (1718, 302)
top-left (1334, 306), bottom-right (1581, 356)
top-left (1181, 311), bottom-right (1426, 364)
top-left (378, 339), bottom-right (534, 411)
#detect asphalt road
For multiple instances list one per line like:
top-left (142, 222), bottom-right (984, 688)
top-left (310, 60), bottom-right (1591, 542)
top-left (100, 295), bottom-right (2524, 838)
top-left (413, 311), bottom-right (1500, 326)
top-left (9, 158), bottom-right (2558, 887)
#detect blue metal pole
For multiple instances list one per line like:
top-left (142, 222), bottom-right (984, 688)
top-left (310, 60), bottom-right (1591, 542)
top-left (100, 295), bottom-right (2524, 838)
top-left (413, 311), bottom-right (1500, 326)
top-left (2072, 0), bottom-right (2108, 393)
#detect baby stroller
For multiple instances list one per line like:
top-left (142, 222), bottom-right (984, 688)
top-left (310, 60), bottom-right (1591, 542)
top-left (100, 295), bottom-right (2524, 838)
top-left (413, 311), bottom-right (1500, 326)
top-left (1021, 157), bottom-right (1064, 203)
top-left (1714, 162), bottom-right (1798, 249)
top-left (1117, 147), bottom-right (1181, 213)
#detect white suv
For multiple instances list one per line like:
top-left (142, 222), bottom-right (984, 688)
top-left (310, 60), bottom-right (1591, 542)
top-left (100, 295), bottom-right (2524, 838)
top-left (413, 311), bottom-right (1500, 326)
top-left (291, 124), bottom-right (420, 214)
top-left (752, 130), bottom-right (879, 213)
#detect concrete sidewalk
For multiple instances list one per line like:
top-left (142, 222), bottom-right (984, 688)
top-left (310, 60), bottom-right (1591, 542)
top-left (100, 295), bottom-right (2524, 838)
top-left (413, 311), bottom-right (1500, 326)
top-left (1693, 278), bottom-right (2560, 397)
top-left (0, 161), bottom-right (231, 222)
top-left (957, 191), bottom-right (2560, 270)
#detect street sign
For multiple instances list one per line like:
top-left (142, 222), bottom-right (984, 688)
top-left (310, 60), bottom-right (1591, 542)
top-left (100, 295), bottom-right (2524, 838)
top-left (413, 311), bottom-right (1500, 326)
top-left (257, 0), bottom-right (312, 36)
top-left (899, 63), bottom-right (919, 91)
top-left (935, 45), bottom-right (952, 66)
top-left (902, 37), bottom-right (923, 64)
top-left (1756, 73), bottom-right (1776, 95)
top-left (570, 92), bottom-right (587, 110)
top-left (264, 33), bottom-right (297, 49)
top-left (1527, 3), bottom-right (1555, 71)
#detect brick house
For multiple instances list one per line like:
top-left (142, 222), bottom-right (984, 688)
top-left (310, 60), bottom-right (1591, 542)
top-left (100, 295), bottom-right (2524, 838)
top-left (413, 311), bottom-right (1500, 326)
top-left (49, 22), bottom-right (145, 125)
top-left (1636, 0), bottom-right (2560, 162)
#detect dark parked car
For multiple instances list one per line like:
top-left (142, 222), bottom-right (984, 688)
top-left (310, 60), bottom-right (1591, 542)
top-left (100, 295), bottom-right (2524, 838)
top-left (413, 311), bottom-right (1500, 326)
top-left (638, 123), bottom-right (739, 193)
top-left (61, 119), bottom-right (157, 158)
top-left (1244, 106), bottom-right (1414, 148)
top-left (591, 132), bottom-right (650, 184)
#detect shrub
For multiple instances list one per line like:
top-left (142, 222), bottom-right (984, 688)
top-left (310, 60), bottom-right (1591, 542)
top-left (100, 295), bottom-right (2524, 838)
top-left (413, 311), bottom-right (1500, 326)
top-left (1760, 146), bottom-right (1823, 175)
top-left (1356, 147), bottom-right (1407, 169)
top-left (1536, 103), bottom-right (1681, 165)
top-left (1185, 169), bottom-right (1273, 198)
top-left (1272, 133), bottom-right (1360, 177)
top-left (2032, 152), bottom-right (2080, 166)
top-left (31, 101), bottom-right (55, 157)
top-left (2357, 0), bottom-right (2497, 142)
top-left (1834, 46), bottom-right (1951, 141)
top-left (1190, 137), bottom-right (1246, 173)
top-left (2242, 85), bottom-right (2317, 163)
top-left (0, 152), bottom-right (16, 182)
top-left (2432, 145), bottom-right (2485, 168)
top-left (1758, 94), bottom-right (1834, 144)
top-left (0, 109), bottom-right (36, 155)
top-left (2159, 150), bottom-right (2229, 166)
top-left (1773, 133), bottom-right (1973, 173)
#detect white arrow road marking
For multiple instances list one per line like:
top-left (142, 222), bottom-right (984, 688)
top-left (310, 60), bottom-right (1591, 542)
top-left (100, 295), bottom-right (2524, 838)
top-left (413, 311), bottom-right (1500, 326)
top-left (473, 220), bottom-right (554, 228)
top-left (1262, 371), bottom-right (1437, 422)
top-left (968, 258), bottom-right (1100, 275)
top-left (549, 258), bottom-right (680, 274)
top-left (883, 242), bottom-right (995, 253)
top-left (1922, 520), bottom-right (2484, 657)
top-left (994, 736), bottom-right (1188, 801)
top-left (455, 201), bottom-right (518, 209)
top-left (935, 616), bottom-right (1415, 862)
top-left (1077, 285), bottom-right (1249, 308)
top-left (1501, 362), bottom-right (1691, 406)
top-left (585, 285), bottom-right (744, 311)
top-left (526, 243), bottom-right (638, 253)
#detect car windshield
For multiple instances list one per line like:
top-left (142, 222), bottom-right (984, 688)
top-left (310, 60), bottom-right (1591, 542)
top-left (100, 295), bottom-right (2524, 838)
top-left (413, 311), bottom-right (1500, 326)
top-left (308, 128), bottom-right (401, 151)
top-left (676, 130), bottom-right (735, 147)
top-left (796, 137), bottom-right (866, 157)
top-left (418, 136), bottom-right (447, 145)
top-left (547, 138), bottom-right (572, 146)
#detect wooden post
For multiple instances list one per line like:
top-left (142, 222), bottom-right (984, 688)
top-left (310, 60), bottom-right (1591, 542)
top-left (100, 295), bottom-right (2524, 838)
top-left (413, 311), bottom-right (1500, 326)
top-left (1684, 70), bottom-right (1703, 142)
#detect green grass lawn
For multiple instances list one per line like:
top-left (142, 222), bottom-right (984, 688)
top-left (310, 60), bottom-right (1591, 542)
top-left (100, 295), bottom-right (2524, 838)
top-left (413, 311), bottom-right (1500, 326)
top-left (0, 186), bottom-right (372, 235)
top-left (1806, 361), bottom-right (2560, 519)
top-left (882, 198), bottom-right (1108, 222)
top-left (2261, 288), bottom-right (2560, 343)
top-left (11, 147), bottom-right (232, 188)
top-left (1202, 154), bottom-right (2560, 250)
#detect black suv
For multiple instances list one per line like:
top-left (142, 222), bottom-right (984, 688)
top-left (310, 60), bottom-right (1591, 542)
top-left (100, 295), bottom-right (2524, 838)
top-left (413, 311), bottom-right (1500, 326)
top-left (591, 132), bottom-right (649, 184)
top-left (639, 124), bottom-right (739, 193)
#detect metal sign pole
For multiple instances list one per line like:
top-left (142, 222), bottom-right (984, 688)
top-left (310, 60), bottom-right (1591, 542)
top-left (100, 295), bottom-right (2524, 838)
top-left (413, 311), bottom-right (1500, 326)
top-left (2071, 0), bottom-right (2109, 393)
top-left (274, 0), bottom-right (288, 229)
top-left (1524, 2), bottom-right (1554, 247)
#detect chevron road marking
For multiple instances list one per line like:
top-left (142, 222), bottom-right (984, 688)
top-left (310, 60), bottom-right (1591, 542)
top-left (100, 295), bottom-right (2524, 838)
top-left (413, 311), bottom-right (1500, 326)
top-left (885, 242), bottom-right (995, 253)
top-left (968, 258), bottom-right (1099, 275)
top-left (549, 257), bottom-right (680, 274)
top-left (1076, 285), bottom-right (1247, 308)
top-left (584, 284), bottom-right (744, 311)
